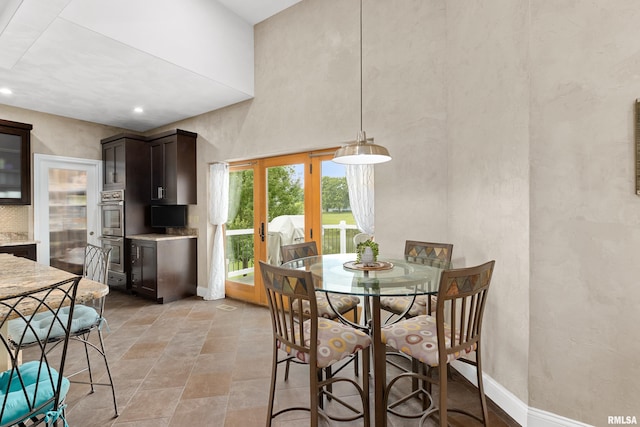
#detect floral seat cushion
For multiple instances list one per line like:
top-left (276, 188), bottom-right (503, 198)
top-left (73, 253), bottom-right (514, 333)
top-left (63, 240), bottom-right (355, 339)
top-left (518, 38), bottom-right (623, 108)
top-left (381, 315), bottom-right (477, 367)
top-left (380, 295), bottom-right (437, 317)
top-left (278, 318), bottom-right (371, 368)
top-left (298, 292), bottom-right (360, 319)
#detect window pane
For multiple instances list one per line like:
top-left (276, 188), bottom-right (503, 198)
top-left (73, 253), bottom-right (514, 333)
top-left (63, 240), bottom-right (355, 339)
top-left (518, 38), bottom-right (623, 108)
top-left (320, 160), bottom-right (358, 254)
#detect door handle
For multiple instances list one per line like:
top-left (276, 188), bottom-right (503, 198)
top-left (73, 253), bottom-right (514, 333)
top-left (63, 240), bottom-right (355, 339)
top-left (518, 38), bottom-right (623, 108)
top-left (259, 222), bottom-right (265, 242)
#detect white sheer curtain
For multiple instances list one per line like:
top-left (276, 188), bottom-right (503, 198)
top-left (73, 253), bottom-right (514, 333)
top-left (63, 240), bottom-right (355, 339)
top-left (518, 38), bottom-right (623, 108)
top-left (205, 163), bottom-right (229, 300)
top-left (346, 164), bottom-right (375, 236)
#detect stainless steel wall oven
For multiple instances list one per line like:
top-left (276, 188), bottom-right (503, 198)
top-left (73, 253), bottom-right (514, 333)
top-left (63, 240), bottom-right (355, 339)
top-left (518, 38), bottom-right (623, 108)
top-left (99, 190), bottom-right (125, 274)
top-left (100, 190), bottom-right (124, 237)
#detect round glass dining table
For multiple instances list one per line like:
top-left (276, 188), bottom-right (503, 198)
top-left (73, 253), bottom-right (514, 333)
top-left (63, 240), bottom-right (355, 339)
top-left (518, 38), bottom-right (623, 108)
top-left (281, 252), bottom-right (451, 427)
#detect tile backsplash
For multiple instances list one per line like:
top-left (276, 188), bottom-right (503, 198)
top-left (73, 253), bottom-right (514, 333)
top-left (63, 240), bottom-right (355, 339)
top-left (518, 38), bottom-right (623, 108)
top-left (0, 206), bottom-right (29, 239)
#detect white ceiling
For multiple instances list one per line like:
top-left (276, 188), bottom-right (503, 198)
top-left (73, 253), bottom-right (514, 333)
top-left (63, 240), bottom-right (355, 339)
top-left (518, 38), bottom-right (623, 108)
top-left (0, 0), bottom-right (302, 131)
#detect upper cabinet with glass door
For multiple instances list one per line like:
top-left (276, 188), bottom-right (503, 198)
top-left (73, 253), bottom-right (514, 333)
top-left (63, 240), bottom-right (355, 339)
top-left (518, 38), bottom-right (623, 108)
top-left (0, 119), bottom-right (32, 205)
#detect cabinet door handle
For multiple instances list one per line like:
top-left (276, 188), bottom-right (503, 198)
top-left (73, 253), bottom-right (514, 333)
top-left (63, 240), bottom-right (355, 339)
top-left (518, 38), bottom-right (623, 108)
top-left (157, 186), bottom-right (164, 199)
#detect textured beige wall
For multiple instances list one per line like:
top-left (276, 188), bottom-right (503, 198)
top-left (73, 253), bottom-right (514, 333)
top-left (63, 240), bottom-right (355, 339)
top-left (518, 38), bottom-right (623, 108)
top-left (446, 0), bottom-right (531, 404)
top-left (529, 1), bottom-right (640, 423)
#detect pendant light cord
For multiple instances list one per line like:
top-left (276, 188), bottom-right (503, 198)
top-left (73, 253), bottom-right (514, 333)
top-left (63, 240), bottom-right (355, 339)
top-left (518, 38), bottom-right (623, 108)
top-left (359, 0), bottom-right (363, 133)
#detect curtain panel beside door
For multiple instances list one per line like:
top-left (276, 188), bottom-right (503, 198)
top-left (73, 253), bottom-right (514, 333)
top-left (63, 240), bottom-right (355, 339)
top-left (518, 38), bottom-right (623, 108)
top-left (205, 162), bottom-right (229, 300)
top-left (346, 164), bottom-right (375, 236)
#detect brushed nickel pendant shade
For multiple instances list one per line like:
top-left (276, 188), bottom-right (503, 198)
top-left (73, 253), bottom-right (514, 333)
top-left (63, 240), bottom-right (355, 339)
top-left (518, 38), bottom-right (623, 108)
top-left (333, 0), bottom-right (391, 165)
top-left (333, 130), bottom-right (391, 164)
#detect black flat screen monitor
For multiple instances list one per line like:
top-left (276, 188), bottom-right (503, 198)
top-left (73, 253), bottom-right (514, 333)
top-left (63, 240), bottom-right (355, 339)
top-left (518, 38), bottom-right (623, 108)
top-left (150, 205), bottom-right (187, 228)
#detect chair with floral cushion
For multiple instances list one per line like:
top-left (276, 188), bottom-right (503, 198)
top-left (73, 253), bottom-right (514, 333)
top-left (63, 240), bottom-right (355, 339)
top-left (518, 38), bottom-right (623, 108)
top-left (380, 240), bottom-right (454, 322)
top-left (280, 241), bottom-right (361, 382)
top-left (381, 260), bottom-right (495, 426)
top-left (259, 261), bottom-right (371, 426)
top-left (280, 241), bottom-right (360, 326)
top-left (0, 276), bottom-right (81, 427)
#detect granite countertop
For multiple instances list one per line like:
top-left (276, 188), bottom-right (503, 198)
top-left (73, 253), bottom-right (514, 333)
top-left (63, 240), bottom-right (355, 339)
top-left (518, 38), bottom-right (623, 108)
top-left (0, 254), bottom-right (108, 319)
top-left (127, 233), bottom-right (197, 241)
top-left (0, 239), bottom-right (39, 247)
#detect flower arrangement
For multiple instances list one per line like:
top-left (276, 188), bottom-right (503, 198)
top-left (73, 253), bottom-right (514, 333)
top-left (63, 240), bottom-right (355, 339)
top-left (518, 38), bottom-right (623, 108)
top-left (356, 239), bottom-right (379, 264)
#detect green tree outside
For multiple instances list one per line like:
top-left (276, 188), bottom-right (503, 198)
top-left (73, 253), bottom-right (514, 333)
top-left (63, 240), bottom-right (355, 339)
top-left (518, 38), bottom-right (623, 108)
top-left (226, 166), bottom-right (305, 272)
top-left (321, 176), bottom-right (350, 212)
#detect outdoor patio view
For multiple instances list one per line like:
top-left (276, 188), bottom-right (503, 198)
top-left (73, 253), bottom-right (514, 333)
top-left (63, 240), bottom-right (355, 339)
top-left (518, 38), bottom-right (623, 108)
top-left (225, 161), bottom-right (360, 284)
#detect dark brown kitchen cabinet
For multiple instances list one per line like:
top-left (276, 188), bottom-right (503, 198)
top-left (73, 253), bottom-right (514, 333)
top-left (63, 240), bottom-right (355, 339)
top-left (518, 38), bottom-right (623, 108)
top-left (0, 243), bottom-right (36, 261)
top-left (147, 129), bottom-right (197, 205)
top-left (0, 119), bottom-right (32, 205)
top-left (130, 237), bottom-right (197, 303)
top-left (101, 134), bottom-right (147, 191)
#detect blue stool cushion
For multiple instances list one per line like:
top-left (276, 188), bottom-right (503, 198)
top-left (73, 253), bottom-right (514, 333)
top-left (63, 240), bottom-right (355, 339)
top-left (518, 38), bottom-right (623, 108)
top-left (0, 361), bottom-right (70, 425)
top-left (8, 305), bottom-right (99, 345)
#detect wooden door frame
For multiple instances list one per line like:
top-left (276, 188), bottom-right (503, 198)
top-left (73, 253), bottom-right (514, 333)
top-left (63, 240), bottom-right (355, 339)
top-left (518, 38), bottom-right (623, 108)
top-left (224, 149), bottom-right (336, 306)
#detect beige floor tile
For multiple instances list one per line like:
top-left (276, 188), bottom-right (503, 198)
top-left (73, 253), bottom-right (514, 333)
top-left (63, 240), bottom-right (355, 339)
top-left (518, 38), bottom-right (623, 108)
top-left (63, 291), bottom-right (519, 427)
top-left (182, 371), bottom-right (232, 399)
top-left (168, 396), bottom-right (228, 426)
top-left (116, 387), bottom-right (183, 422)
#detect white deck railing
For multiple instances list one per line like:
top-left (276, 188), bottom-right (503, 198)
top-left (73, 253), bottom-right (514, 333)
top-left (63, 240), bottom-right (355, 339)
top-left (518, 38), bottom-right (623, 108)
top-left (226, 221), bottom-right (359, 278)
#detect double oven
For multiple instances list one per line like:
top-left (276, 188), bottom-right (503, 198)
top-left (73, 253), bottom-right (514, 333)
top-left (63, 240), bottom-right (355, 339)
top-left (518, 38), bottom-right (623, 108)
top-left (99, 190), bottom-right (126, 278)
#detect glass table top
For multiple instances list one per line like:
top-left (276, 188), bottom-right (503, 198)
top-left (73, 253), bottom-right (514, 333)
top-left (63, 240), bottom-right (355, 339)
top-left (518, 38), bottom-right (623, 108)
top-left (281, 253), bottom-right (450, 297)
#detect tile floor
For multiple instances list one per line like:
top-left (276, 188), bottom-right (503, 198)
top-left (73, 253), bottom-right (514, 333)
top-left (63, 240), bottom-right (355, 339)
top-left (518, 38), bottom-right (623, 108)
top-left (46, 290), bottom-right (520, 426)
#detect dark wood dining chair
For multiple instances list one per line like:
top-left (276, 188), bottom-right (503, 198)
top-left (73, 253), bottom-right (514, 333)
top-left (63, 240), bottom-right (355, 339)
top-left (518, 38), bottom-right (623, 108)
top-left (381, 260), bottom-right (495, 426)
top-left (259, 261), bottom-right (371, 427)
top-left (1, 276), bottom-right (82, 427)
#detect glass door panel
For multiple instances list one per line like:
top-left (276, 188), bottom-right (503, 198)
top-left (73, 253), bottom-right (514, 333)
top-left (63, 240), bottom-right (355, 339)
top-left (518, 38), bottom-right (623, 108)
top-left (48, 168), bottom-right (88, 274)
top-left (265, 163), bottom-right (305, 265)
top-left (225, 165), bottom-right (263, 303)
top-left (226, 167), bottom-right (256, 286)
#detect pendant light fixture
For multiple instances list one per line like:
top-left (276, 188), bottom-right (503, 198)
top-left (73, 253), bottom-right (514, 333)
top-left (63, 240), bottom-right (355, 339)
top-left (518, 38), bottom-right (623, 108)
top-left (333, 0), bottom-right (391, 165)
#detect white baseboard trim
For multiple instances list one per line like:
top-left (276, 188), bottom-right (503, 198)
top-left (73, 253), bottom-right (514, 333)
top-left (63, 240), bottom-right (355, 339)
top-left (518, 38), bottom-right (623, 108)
top-left (528, 408), bottom-right (594, 427)
top-left (450, 361), bottom-right (594, 427)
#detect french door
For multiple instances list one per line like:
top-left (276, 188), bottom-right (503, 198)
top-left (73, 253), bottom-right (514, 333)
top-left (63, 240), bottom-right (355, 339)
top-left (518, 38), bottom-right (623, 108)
top-left (224, 151), bottom-right (358, 305)
top-left (34, 154), bottom-right (101, 273)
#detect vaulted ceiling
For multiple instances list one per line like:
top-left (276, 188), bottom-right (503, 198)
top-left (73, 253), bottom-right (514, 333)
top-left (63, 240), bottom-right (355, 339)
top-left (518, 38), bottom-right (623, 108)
top-left (0, 0), bottom-right (302, 131)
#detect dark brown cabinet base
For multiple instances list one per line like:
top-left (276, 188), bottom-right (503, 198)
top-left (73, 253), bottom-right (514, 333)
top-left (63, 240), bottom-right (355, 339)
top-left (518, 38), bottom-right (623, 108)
top-left (130, 237), bottom-right (197, 304)
top-left (0, 243), bottom-right (36, 261)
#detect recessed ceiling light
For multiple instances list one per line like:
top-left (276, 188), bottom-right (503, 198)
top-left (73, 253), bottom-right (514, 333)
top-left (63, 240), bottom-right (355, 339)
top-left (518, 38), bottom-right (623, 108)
top-left (133, 107), bottom-right (144, 113)
top-left (0, 88), bottom-right (12, 95)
